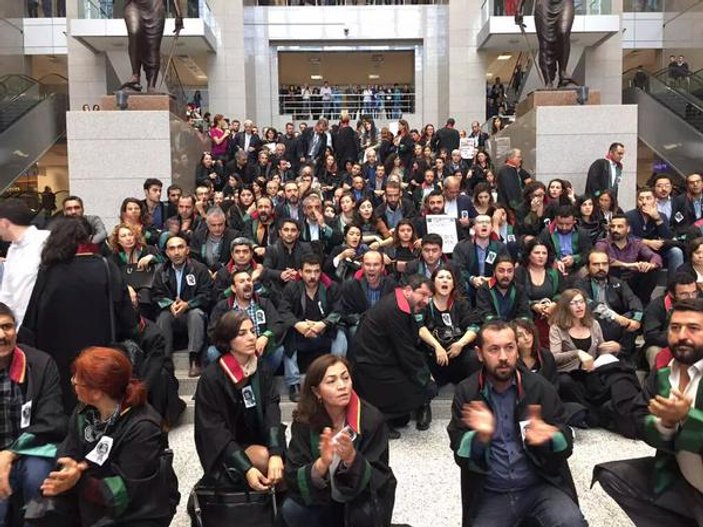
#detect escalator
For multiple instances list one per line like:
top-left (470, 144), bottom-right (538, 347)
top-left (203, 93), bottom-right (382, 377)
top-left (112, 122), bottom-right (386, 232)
top-left (623, 68), bottom-right (703, 177)
top-left (0, 74), bottom-right (68, 193)
top-left (652, 68), bottom-right (703, 105)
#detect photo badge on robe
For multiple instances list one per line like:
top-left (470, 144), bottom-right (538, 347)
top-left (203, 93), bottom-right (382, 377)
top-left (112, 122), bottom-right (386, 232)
top-left (86, 436), bottom-right (114, 466)
top-left (20, 400), bottom-right (32, 429)
top-left (441, 313), bottom-right (453, 327)
top-left (242, 386), bottom-right (257, 409)
top-left (486, 251), bottom-right (497, 265)
top-left (186, 274), bottom-right (196, 286)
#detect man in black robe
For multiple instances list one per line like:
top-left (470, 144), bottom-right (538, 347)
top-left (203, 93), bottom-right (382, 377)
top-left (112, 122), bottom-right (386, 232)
top-left (351, 274), bottom-right (436, 438)
top-left (122, 0), bottom-right (183, 92)
top-left (447, 321), bottom-right (584, 526)
top-left (0, 303), bottom-right (67, 524)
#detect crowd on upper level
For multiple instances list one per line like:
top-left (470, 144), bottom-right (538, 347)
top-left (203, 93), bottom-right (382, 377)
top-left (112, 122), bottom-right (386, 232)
top-left (0, 110), bottom-right (702, 526)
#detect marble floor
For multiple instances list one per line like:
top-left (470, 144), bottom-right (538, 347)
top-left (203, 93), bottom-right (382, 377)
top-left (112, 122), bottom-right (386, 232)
top-left (169, 419), bottom-right (654, 527)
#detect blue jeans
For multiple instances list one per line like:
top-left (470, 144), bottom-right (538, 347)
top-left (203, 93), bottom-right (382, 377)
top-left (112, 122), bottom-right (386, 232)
top-left (0, 456), bottom-right (55, 527)
top-left (285, 330), bottom-right (347, 387)
top-left (663, 245), bottom-right (684, 279)
top-left (470, 483), bottom-right (586, 526)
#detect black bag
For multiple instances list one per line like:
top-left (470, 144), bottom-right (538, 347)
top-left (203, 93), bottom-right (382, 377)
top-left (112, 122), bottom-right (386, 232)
top-left (188, 483), bottom-right (278, 527)
top-left (123, 263), bottom-right (156, 290)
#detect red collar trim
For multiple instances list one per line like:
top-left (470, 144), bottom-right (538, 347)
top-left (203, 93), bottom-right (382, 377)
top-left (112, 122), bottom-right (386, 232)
top-left (346, 390), bottom-right (362, 435)
top-left (395, 288), bottom-right (411, 314)
top-left (664, 294), bottom-right (673, 312)
top-left (9, 347), bottom-right (27, 384)
top-left (220, 353), bottom-right (246, 384)
top-left (487, 277), bottom-right (497, 288)
top-left (76, 243), bottom-right (99, 255)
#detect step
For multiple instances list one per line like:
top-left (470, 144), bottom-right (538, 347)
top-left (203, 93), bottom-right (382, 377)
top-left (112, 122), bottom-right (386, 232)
top-left (173, 396), bottom-right (454, 428)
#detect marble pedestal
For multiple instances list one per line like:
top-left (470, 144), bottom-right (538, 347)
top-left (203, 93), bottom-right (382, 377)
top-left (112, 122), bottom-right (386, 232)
top-left (516, 89), bottom-right (602, 118)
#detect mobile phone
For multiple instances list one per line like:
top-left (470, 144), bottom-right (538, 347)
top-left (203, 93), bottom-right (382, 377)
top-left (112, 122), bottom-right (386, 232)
top-left (333, 425), bottom-right (357, 445)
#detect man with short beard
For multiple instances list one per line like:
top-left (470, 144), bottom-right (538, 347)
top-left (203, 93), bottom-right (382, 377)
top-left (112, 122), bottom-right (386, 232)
top-left (595, 214), bottom-right (662, 305)
top-left (275, 181), bottom-right (301, 221)
top-left (243, 196), bottom-right (277, 258)
top-left (475, 255), bottom-right (531, 322)
top-left (595, 298), bottom-right (703, 526)
top-left (448, 321), bottom-right (585, 527)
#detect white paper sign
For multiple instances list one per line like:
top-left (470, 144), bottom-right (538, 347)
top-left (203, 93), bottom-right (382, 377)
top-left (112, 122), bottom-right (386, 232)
top-left (425, 215), bottom-right (459, 253)
top-left (459, 137), bottom-right (475, 160)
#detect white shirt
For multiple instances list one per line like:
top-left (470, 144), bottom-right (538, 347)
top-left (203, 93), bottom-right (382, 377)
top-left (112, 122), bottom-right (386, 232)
top-left (609, 160), bottom-right (618, 187)
top-left (0, 226), bottom-right (50, 327)
top-left (655, 358), bottom-right (703, 492)
top-left (445, 199), bottom-right (458, 218)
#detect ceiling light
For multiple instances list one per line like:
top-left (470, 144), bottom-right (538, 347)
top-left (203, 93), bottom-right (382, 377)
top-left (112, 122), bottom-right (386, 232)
top-left (497, 54), bottom-right (512, 60)
top-left (310, 75), bottom-right (323, 80)
top-left (368, 74), bottom-right (380, 79)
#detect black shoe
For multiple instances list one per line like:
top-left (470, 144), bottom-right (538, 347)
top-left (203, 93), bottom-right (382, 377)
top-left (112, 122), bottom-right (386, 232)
top-left (416, 403), bottom-right (432, 431)
top-left (387, 427), bottom-right (401, 440)
top-left (289, 384), bottom-right (301, 402)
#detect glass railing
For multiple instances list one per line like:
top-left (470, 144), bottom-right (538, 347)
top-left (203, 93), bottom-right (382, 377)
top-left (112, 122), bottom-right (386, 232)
top-left (653, 68), bottom-right (703, 102)
top-left (77, 0), bottom-right (214, 20)
top-left (0, 75), bottom-right (37, 105)
top-left (487, 0), bottom-right (611, 16)
top-left (624, 67), bottom-right (703, 134)
top-left (275, 88), bottom-right (416, 118)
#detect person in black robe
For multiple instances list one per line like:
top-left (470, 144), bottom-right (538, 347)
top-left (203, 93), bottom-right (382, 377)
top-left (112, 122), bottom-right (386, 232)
top-left (282, 354), bottom-right (396, 527)
top-left (20, 217), bottom-right (137, 414)
top-left (0, 303), bottom-right (67, 526)
top-left (193, 311), bottom-right (286, 492)
top-left (31, 347), bottom-right (178, 527)
top-left (350, 274), bottom-right (436, 438)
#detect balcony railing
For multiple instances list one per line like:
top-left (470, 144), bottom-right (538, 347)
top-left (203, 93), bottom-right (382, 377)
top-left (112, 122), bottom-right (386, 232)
top-left (77, 0), bottom-right (213, 20)
top-left (276, 89), bottom-right (416, 119)
top-left (483, 0), bottom-right (612, 18)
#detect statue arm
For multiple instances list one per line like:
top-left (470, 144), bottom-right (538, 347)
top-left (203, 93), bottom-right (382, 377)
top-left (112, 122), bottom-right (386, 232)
top-left (171, 0), bottom-right (183, 30)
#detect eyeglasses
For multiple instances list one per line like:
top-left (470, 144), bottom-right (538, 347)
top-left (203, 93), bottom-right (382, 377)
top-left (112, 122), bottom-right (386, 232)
top-left (70, 376), bottom-right (86, 388)
top-left (569, 299), bottom-right (586, 307)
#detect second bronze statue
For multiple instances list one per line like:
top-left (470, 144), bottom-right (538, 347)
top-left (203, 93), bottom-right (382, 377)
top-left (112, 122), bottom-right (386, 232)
top-left (516, 0), bottom-right (575, 88)
top-left (121, 0), bottom-right (183, 93)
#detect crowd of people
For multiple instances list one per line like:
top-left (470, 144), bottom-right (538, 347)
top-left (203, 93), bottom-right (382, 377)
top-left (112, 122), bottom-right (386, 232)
top-left (0, 111), bottom-right (702, 526)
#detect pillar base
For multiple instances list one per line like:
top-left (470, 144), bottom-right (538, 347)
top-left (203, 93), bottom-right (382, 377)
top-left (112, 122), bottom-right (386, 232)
top-left (516, 88), bottom-right (601, 118)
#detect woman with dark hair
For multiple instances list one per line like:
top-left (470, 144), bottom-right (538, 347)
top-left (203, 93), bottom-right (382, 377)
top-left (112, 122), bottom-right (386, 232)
top-left (676, 237), bottom-right (703, 291)
top-left (359, 119), bottom-right (378, 156)
top-left (36, 346), bottom-right (176, 526)
top-left (597, 188), bottom-right (623, 226)
top-left (194, 311), bottom-right (286, 492)
top-left (491, 116), bottom-right (504, 135)
top-left (576, 194), bottom-right (605, 244)
top-left (418, 268), bottom-right (480, 393)
top-left (263, 127), bottom-right (278, 152)
top-left (466, 150), bottom-right (493, 195)
top-left (549, 289), bottom-right (640, 436)
top-left (195, 152), bottom-right (224, 191)
top-left (354, 198), bottom-right (392, 249)
top-left (22, 217), bottom-right (137, 413)
top-left (325, 224), bottom-right (370, 282)
top-left (377, 127), bottom-right (394, 165)
top-left (384, 218), bottom-right (419, 277)
top-left (514, 319), bottom-right (557, 384)
top-left (515, 238), bottom-right (563, 347)
top-left (470, 182), bottom-right (495, 217)
top-left (319, 154), bottom-right (345, 201)
top-left (515, 181), bottom-right (550, 239)
top-left (282, 354), bottom-right (396, 527)
top-left (546, 178), bottom-right (572, 206)
top-left (227, 184), bottom-right (256, 234)
top-left (419, 123), bottom-right (436, 150)
top-left (119, 197), bottom-right (157, 245)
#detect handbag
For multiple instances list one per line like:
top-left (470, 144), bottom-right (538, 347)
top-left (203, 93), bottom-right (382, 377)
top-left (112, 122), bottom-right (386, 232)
top-left (188, 478), bottom-right (278, 527)
top-left (122, 263), bottom-right (156, 290)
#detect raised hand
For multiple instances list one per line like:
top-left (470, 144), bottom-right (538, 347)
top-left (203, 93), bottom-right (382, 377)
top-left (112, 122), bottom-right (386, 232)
top-left (524, 405), bottom-right (558, 446)
top-left (461, 401), bottom-right (495, 443)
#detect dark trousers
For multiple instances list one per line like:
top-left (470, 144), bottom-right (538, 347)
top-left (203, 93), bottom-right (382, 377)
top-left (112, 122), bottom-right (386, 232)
top-left (469, 483), bottom-right (586, 526)
top-left (594, 457), bottom-right (703, 527)
top-left (428, 347), bottom-right (481, 387)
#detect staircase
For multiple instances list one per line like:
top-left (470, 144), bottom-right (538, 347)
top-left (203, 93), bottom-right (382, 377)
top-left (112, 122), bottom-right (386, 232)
top-left (171, 351), bottom-right (456, 426)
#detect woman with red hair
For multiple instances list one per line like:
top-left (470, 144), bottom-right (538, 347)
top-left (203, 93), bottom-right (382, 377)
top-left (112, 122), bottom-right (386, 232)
top-left (36, 347), bottom-right (177, 527)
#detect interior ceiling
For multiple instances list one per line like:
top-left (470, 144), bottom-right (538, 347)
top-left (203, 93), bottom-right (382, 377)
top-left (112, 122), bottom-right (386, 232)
top-left (485, 52), bottom-right (521, 83)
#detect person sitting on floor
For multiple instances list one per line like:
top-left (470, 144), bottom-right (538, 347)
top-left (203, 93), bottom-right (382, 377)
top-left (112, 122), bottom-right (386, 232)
top-left (282, 355), bottom-right (396, 527)
top-left (594, 298), bottom-right (703, 527)
top-left (447, 320), bottom-right (586, 527)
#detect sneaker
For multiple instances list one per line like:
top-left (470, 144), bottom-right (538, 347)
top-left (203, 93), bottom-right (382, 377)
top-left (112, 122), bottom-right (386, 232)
top-left (289, 384), bottom-right (301, 402)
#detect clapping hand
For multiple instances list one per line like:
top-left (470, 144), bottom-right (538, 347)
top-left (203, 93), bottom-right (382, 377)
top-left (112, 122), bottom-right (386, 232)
top-left (649, 388), bottom-right (692, 428)
top-left (461, 401), bottom-right (495, 444)
top-left (524, 405), bottom-right (558, 447)
top-left (334, 429), bottom-right (357, 466)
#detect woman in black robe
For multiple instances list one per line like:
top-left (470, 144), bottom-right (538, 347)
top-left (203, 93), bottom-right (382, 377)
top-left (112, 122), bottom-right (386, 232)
top-left (21, 217), bottom-right (137, 414)
top-left (35, 346), bottom-right (177, 527)
top-left (283, 354), bottom-right (396, 527)
top-left (193, 311), bottom-right (286, 490)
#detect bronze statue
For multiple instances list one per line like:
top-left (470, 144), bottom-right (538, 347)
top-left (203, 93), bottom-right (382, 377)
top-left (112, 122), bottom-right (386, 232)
top-left (121, 0), bottom-right (183, 93)
top-left (516, 0), bottom-right (575, 88)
